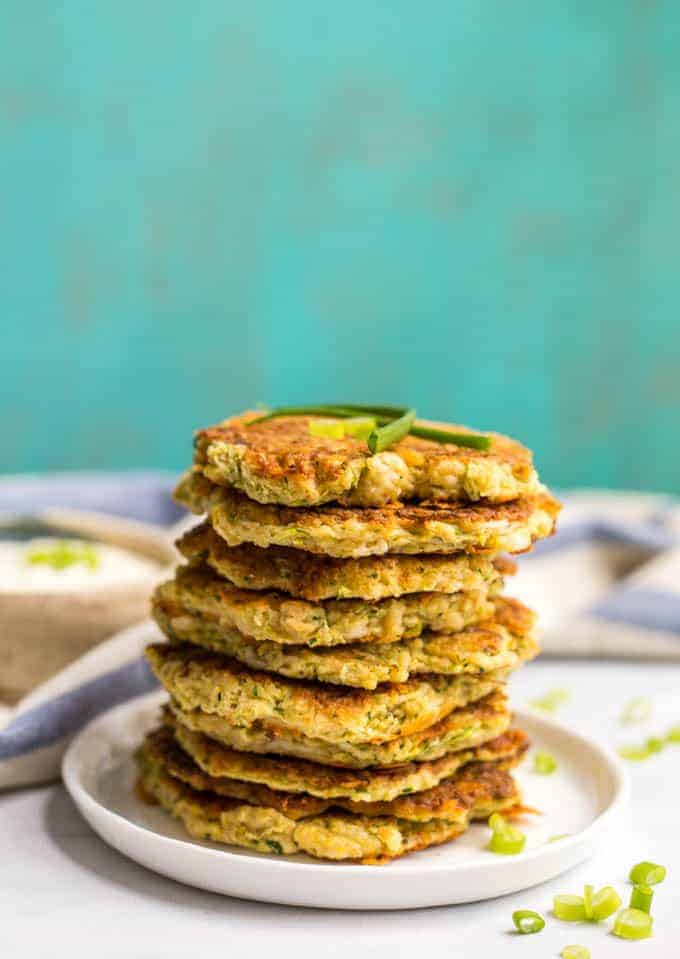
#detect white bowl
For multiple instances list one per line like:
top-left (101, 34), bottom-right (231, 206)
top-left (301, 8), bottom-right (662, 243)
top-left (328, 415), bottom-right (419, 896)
top-left (0, 509), bottom-right (175, 703)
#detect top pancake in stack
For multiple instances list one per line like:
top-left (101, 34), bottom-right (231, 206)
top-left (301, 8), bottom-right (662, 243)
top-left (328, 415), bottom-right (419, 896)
top-left (192, 411), bottom-right (540, 507)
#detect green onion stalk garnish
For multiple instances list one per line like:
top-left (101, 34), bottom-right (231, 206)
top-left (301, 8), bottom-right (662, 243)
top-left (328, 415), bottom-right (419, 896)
top-left (487, 813), bottom-right (526, 855)
top-left (512, 910), bottom-right (545, 934)
top-left (248, 404), bottom-right (491, 453)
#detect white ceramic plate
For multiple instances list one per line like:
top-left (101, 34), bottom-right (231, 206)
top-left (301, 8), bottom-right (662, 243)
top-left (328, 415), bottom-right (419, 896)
top-left (63, 691), bottom-right (628, 910)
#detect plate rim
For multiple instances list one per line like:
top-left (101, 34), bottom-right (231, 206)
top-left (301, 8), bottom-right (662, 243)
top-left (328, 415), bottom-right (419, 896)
top-left (62, 689), bottom-right (630, 879)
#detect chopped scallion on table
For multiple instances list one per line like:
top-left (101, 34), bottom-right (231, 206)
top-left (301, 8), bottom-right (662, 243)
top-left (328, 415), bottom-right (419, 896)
top-left (529, 688), bottom-right (569, 713)
top-left (621, 696), bottom-right (652, 723)
top-left (582, 884), bottom-right (594, 920)
top-left (630, 884), bottom-right (653, 914)
top-left (553, 894), bottom-right (587, 922)
top-left (629, 861), bottom-right (666, 885)
top-left (511, 910), bottom-right (545, 934)
top-left (561, 946), bottom-right (590, 959)
top-left (618, 744), bottom-right (653, 761)
top-left (666, 724), bottom-right (680, 743)
top-left (590, 885), bottom-right (621, 920)
top-left (613, 907), bottom-right (653, 940)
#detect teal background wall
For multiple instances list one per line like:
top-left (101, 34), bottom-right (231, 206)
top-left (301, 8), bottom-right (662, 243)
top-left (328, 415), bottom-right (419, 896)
top-left (3, 2), bottom-right (679, 491)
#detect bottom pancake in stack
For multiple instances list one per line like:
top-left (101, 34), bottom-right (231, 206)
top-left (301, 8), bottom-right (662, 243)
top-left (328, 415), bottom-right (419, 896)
top-left (136, 722), bottom-right (528, 864)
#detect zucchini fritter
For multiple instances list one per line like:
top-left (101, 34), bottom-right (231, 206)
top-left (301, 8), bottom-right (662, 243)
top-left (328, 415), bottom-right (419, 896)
top-left (154, 564), bottom-right (499, 648)
top-left (154, 589), bottom-right (537, 689)
top-left (137, 733), bottom-right (522, 863)
top-left (177, 521), bottom-right (512, 600)
top-left (168, 689), bottom-right (511, 768)
top-left (175, 472), bottom-right (561, 558)
top-left (193, 411), bottom-right (539, 508)
top-left (145, 725), bottom-right (524, 823)
top-left (164, 708), bottom-right (528, 801)
top-left (146, 642), bottom-right (504, 744)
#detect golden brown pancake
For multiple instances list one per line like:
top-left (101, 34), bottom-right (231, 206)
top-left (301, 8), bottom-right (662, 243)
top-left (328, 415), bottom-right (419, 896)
top-left (177, 521), bottom-right (513, 601)
top-left (153, 562), bottom-right (500, 648)
top-left (136, 731), bottom-right (522, 863)
top-left (168, 689), bottom-right (511, 768)
top-left (146, 642), bottom-right (505, 744)
top-left (193, 411), bottom-right (539, 507)
top-left (145, 725), bottom-right (524, 822)
top-left (174, 472), bottom-right (561, 558)
top-left (164, 707), bottom-right (528, 801)
top-left (153, 587), bottom-right (538, 689)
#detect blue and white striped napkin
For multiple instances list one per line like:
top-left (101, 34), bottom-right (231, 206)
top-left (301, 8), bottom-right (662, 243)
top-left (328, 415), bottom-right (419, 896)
top-left (0, 478), bottom-right (678, 790)
top-left (513, 491), bottom-right (680, 659)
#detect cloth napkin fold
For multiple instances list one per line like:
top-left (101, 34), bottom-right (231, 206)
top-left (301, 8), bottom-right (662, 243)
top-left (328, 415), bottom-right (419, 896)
top-left (0, 477), bottom-right (678, 790)
top-left (513, 491), bottom-right (680, 659)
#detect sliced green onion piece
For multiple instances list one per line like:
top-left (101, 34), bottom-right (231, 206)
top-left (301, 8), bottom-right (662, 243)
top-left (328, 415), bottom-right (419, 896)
top-left (342, 417), bottom-right (376, 440)
top-left (621, 696), bottom-right (652, 724)
top-left (250, 405), bottom-right (378, 424)
top-left (630, 884), bottom-right (653, 914)
top-left (488, 830), bottom-right (526, 855)
top-left (590, 885), bottom-right (621, 920)
top-left (618, 744), bottom-right (652, 761)
top-left (326, 403), bottom-right (409, 418)
top-left (553, 894), bottom-right (587, 922)
top-left (646, 736), bottom-right (665, 754)
top-left (408, 425), bottom-right (491, 450)
top-left (487, 814), bottom-right (526, 855)
top-left (666, 724), bottom-right (680, 743)
top-left (249, 405), bottom-right (490, 450)
top-left (533, 751), bottom-right (557, 774)
top-left (613, 907), bottom-right (653, 940)
top-left (530, 688), bottom-right (570, 713)
top-left (582, 884), bottom-right (594, 920)
top-left (512, 910), bottom-right (545, 934)
top-left (367, 409), bottom-right (416, 454)
top-left (561, 947), bottom-right (590, 959)
top-left (549, 833), bottom-right (570, 842)
top-left (629, 861), bottom-right (666, 885)
top-left (308, 419), bottom-right (346, 439)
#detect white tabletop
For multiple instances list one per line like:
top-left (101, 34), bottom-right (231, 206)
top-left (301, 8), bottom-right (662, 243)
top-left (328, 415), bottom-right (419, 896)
top-left (2, 658), bottom-right (679, 959)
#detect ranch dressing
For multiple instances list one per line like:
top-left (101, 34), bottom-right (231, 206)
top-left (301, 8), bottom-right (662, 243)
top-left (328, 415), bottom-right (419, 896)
top-left (0, 538), bottom-right (161, 593)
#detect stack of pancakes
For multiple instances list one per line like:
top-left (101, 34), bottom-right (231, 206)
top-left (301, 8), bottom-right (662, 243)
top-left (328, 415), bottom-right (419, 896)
top-left (137, 412), bottom-right (560, 864)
